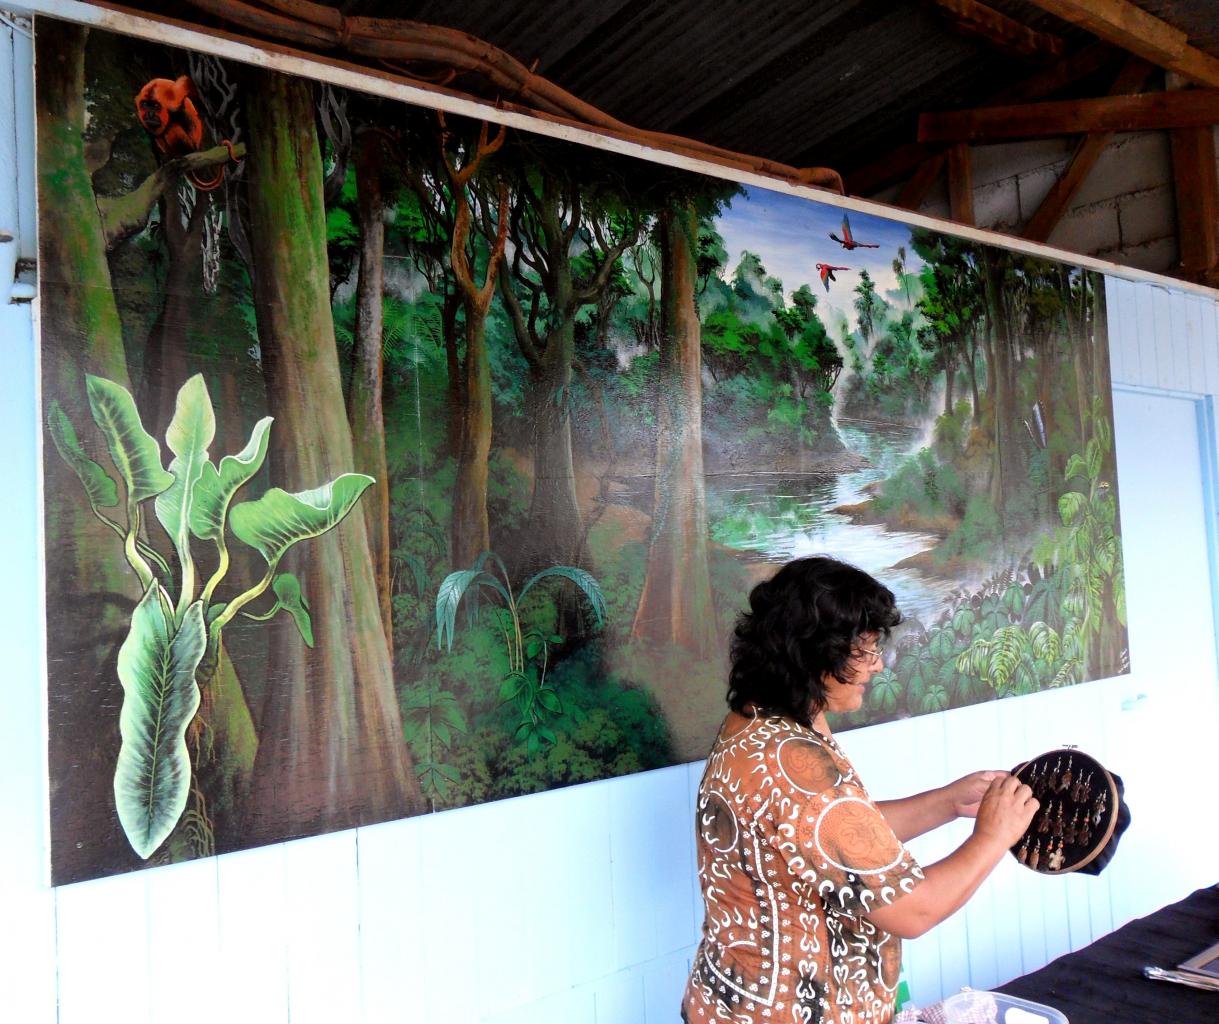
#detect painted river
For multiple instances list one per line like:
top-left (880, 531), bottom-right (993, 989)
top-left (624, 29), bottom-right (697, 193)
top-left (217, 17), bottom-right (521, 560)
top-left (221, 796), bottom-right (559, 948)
top-left (705, 417), bottom-right (958, 626)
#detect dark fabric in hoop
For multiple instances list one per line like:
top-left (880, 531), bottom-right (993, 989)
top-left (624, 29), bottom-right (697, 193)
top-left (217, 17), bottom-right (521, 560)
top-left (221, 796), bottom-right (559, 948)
top-left (1078, 770), bottom-right (1129, 875)
top-left (1010, 749), bottom-right (1130, 875)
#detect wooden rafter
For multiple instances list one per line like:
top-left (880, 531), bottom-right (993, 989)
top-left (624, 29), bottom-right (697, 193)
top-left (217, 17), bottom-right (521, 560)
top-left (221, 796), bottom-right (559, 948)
top-left (1170, 118), bottom-right (1219, 284)
top-left (920, 89), bottom-right (1219, 143)
top-left (1021, 0), bottom-right (1219, 88)
top-left (930, 0), bottom-right (1064, 62)
top-left (893, 154), bottom-right (946, 211)
top-left (947, 143), bottom-right (975, 224)
top-left (1021, 56), bottom-right (1154, 242)
top-left (845, 42), bottom-right (1117, 195)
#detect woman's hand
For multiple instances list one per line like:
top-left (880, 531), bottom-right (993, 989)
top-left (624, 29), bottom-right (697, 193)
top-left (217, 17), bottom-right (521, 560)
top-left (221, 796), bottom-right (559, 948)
top-left (944, 770), bottom-right (1007, 818)
top-left (972, 773), bottom-right (1039, 850)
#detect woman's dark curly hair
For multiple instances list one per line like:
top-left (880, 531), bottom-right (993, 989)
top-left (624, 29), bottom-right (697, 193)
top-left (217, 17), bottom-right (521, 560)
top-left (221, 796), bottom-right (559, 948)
top-left (728, 556), bottom-right (902, 726)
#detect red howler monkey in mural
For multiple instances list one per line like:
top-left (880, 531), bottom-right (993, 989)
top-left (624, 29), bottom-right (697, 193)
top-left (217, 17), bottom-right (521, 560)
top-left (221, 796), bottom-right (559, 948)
top-left (134, 75), bottom-right (238, 191)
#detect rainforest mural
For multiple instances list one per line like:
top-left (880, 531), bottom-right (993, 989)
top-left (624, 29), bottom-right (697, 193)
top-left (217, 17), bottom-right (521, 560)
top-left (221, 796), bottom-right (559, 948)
top-left (38, 20), bottom-right (1129, 885)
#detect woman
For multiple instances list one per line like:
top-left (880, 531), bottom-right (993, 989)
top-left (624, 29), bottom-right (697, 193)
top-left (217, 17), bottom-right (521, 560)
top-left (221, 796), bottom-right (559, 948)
top-left (682, 557), bottom-right (1038, 1024)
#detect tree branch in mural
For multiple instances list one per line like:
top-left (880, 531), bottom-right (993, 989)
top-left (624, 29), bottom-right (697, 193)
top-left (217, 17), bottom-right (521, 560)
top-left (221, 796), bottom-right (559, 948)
top-left (494, 146), bottom-right (641, 570)
top-left (436, 553), bottom-right (606, 756)
top-left (48, 373), bottom-right (372, 859)
top-left (441, 116), bottom-right (511, 569)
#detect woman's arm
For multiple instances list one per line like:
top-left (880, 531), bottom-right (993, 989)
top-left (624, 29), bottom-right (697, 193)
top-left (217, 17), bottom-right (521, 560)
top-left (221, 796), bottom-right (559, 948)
top-left (877, 770), bottom-right (1004, 841)
top-left (865, 774), bottom-right (1038, 939)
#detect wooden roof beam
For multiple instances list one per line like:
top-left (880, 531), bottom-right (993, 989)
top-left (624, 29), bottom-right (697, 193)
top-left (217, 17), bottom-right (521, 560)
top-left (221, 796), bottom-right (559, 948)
top-left (845, 41), bottom-right (1116, 195)
top-left (947, 143), bottom-right (975, 224)
top-left (920, 88), bottom-right (1219, 143)
top-left (1171, 123), bottom-right (1219, 285)
top-left (929, 0), bottom-right (1064, 62)
top-left (1022, 0), bottom-right (1219, 88)
top-left (1021, 57), bottom-right (1154, 242)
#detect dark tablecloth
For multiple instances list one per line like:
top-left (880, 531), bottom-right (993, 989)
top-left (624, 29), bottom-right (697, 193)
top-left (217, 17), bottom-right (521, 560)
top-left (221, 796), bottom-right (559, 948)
top-left (995, 885), bottom-right (1219, 1023)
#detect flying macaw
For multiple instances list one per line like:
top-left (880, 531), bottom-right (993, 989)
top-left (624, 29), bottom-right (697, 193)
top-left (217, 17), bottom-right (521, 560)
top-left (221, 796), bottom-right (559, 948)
top-left (816, 263), bottom-right (851, 292)
top-left (829, 213), bottom-right (879, 251)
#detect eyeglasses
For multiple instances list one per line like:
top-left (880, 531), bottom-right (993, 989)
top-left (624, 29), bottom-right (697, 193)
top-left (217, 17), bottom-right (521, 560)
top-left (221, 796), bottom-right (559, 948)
top-left (850, 645), bottom-right (885, 664)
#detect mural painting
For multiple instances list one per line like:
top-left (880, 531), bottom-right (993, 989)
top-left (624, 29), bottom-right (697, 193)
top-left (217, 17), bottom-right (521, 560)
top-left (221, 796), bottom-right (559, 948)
top-left (37, 19), bottom-right (1129, 884)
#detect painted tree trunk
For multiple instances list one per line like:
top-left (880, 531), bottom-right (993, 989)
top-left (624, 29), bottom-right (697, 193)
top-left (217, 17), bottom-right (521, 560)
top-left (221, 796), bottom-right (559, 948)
top-left (983, 254), bottom-right (1023, 523)
top-left (525, 324), bottom-right (583, 571)
top-left (443, 290), bottom-right (463, 457)
top-left (242, 70), bottom-right (422, 841)
top-left (451, 311), bottom-right (493, 568)
top-left (348, 132), bottom-right (393, 651)
top-left (138, 186), bottom-right (208, 440)
top-left (37, 20), bottom-right (147, 883)
top-left (631, 202), bottom-right (717, 654)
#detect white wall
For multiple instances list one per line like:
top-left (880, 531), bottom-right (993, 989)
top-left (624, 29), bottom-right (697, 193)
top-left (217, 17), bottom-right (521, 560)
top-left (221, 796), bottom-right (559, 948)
top-left (4, 16), bottom-right (1219, 1024)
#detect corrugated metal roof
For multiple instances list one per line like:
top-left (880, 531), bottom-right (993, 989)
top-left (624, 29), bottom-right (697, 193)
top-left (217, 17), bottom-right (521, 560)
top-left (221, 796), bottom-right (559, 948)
top-left (88, 0), bottom-right (1219, 183)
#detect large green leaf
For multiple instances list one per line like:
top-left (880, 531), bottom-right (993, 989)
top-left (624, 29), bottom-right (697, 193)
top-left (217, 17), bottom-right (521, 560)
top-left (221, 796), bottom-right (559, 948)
top-left (1058, 491), bottom-right (1086, 527)
top-left (436, 568), bottom-right (483, 651)
top-left (228, 473), bottom-right (374, 564)
top-left (46, 400), bottom-right (119, 508)
top-left (190, 417), bottom-right (273, 540)
top-left (518, 565), bottom-right (607, 626)
top-left (155, 375), bottom-right (216, 552)
top-left (113, 587), bottom-right (205, 859)
top-left (1029, 621), bottom-right (1061, 664)
top-left (986, 626), bottom-right (1027, 693)
top-left (85, 375), bottom-right (174, 502)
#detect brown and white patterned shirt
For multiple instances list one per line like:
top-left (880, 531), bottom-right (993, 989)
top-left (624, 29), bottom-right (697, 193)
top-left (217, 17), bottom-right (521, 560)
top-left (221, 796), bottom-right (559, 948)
top-left (682, 712), bottom-right (923, 1024)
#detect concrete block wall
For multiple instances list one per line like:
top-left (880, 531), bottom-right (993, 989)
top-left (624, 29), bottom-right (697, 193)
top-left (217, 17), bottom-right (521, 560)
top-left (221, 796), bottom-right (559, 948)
top-left (876, 128), bottom-right (1219, 278)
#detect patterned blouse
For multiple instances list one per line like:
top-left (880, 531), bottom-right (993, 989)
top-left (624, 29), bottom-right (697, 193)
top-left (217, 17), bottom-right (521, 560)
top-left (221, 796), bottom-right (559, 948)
top-left (682, 712), bottom-right (924, 1024)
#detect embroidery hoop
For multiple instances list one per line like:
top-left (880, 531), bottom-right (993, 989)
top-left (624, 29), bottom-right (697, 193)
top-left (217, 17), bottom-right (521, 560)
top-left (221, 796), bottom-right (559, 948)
top-left (1010, 747), bottom-right (1121, 874)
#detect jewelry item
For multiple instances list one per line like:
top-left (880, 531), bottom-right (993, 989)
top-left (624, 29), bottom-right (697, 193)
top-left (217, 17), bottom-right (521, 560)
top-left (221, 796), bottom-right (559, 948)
top-left (1029, 839), bottom-right (1042, 870)
top-left (1047, 840), bottom-right (1065, 871)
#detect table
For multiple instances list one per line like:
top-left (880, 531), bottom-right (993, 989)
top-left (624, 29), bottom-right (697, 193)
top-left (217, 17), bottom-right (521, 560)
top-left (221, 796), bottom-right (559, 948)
top-left (995, 885), bottom-right (1219, 1023)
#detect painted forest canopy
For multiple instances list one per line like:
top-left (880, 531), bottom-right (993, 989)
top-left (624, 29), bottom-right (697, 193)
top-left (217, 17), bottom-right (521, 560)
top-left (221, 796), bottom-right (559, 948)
top-left (37, 18), bottom-right (1128, 885)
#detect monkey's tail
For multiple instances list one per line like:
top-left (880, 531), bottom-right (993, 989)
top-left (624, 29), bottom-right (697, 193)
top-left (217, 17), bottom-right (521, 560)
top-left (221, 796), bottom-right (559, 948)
top-left (188, 139), bottom-right (240, 193)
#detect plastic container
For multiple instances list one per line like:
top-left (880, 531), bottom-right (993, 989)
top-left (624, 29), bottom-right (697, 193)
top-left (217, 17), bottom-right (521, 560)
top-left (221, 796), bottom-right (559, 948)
top-left (941, 988), bottom-right (1068, 1024)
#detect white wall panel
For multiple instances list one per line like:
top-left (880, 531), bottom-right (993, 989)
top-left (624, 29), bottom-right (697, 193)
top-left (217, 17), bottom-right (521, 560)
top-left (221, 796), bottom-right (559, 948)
top-left (355, 817), bottom-right (429, 1023)
top-left (284, 831), bottom-right (362, 1024)
top-left (0, 300), bottom-right (56, 1024)
top-left (145, 857), bottom-right (221, 1024)
top-left (54, 869), bottom-right (152, 1024)
top-left (216, 844), bottom-right (291, 1021)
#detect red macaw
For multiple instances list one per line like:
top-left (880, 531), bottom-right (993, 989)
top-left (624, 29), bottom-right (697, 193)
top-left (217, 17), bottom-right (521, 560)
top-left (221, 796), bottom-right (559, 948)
top-left (829, 214), bottom-right (879, 251)
top-left (816, 263), bottom-right (851, 292)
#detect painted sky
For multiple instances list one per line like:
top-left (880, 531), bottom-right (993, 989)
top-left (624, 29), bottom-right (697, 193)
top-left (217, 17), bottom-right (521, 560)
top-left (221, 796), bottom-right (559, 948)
top-left (714, 186), bottom-right (925, 338)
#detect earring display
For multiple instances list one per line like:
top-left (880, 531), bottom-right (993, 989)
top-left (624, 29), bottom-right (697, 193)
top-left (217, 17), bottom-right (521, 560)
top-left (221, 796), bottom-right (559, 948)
top-left (1009, 747), bottom-right (1123, 875)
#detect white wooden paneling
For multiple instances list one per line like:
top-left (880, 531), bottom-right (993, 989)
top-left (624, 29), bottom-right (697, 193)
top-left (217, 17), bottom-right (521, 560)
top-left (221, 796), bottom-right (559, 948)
top-left (0, 300), bottom-right (56, 1024)
top-left (354, 816), bottom-right (430, 1023)
top-left (145, 857), bottom-right (221, 1024)
top-left (590, 970), bottom-right (647, 1024)
top-left (284, 831), bottom-right (362, 1024)
top-left (13, 16), bottom-right (33, 262)
top-left (607, 764), bottom-right (698, 971)
top-left (216, 844), bottom-right (291, 1021)
top-left (641, 947), bottom-right (696, 1024)
top-left (54, 870), bottom-right (152, 1024)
